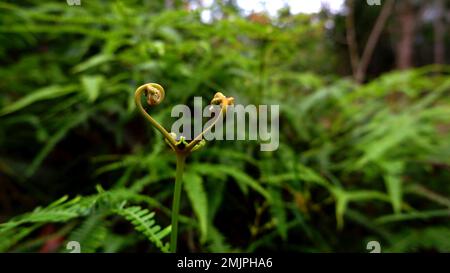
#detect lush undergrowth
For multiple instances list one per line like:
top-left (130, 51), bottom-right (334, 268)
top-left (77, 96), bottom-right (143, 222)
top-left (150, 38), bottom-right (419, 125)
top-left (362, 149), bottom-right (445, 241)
top-left (0, 1), bottom-right (449, 252)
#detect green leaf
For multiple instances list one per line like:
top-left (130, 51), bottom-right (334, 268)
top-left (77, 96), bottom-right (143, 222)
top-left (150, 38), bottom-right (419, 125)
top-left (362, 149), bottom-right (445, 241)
top-left (184, 172), bottom-right (208, 243)
top-left (269, 186), bottom-right (287, 240)
top-left (72, 54), bottom-right (113, 73)
top-left (81, 75), bottom-right (104, 102)
top-left (334, 189), bottom-right (348, 230)
top-left (191, 163), bottom-right (271, 201)
top-left (332, 188), bottom-right (390, 229)
top-left (382, 161), bottom-right (404, 214)
top-left (376, 210), bottom-right (450, 224)
top-left (0, 85), bottom-right (78, 116)
top-left (384, 174), bottom-right (403, 214)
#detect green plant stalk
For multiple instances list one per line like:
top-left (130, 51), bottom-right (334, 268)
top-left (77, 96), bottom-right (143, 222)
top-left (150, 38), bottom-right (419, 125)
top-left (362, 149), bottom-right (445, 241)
top-left (170, 152), bottom-right (186, 253)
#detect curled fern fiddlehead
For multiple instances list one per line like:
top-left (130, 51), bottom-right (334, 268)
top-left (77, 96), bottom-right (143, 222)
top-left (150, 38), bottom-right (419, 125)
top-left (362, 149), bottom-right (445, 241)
top-left (185, 92), bottom-right (234, 151)
top-left (135, 83), bottom-right (234, 154)
top-left (134, 83), bottom-right (177, 149)
top-left (134, 83), bottom-right (234, 252)
top-left (144, 83), bottom-right (165, 106)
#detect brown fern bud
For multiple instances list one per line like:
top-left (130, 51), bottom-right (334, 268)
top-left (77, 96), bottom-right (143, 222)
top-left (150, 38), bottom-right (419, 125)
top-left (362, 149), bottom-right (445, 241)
top-left (144, 83), bottom-right (165, 106)
top-left (211, 92), bottom-right (234, 107)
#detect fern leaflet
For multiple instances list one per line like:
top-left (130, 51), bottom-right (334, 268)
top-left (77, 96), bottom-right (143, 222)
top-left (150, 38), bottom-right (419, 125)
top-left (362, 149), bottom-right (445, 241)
top-left (115, 205), bottom-right (171, 253)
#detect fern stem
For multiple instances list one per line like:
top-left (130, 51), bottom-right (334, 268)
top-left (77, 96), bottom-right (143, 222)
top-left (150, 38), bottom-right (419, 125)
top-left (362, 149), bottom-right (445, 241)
top-left (170, 153), bottom-right (186, 253)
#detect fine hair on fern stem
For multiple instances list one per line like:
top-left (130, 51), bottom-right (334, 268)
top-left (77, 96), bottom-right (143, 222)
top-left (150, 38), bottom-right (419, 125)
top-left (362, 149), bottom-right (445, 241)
top-left (135, 83), bottom-right (234, 252)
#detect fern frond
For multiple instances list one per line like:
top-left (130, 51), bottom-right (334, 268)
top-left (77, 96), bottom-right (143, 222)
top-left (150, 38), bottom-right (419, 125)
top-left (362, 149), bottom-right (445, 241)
top-left (115, 205), bottom-right (171, 253)
top-left (0, 196), bottom-right (85, 232)
top-left (0, 225), bottom-right (39, 252)
top-left (66, 212), bottom-right (108, 253)
top-left (0, 193), bottom-right (112, 233)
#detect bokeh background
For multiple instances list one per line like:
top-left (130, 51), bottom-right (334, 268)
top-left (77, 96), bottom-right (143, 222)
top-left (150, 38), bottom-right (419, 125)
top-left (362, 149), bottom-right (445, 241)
top-left (0, 0), bottom-right (449, 253)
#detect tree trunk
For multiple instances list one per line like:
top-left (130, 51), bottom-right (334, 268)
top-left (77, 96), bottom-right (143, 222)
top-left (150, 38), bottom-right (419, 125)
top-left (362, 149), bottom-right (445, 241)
top-left (434, 0), bottom-right (445, 64)
top-left (396, 0), bottom-right (416, 69)
top-left (165, 0), bottom-right (174, 9)
top-left (345, 0), bottom-right (360, 80)
top-left (355, 0), bottom-right (395, 83)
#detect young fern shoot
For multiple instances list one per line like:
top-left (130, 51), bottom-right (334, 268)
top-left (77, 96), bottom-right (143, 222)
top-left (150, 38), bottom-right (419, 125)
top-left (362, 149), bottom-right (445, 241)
top-left (134, 83), bottom-right (234, 253)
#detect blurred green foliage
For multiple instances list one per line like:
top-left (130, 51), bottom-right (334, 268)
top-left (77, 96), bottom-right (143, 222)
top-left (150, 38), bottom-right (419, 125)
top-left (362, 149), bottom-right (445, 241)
top-left (0, 1), bottom-right (449, 253)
